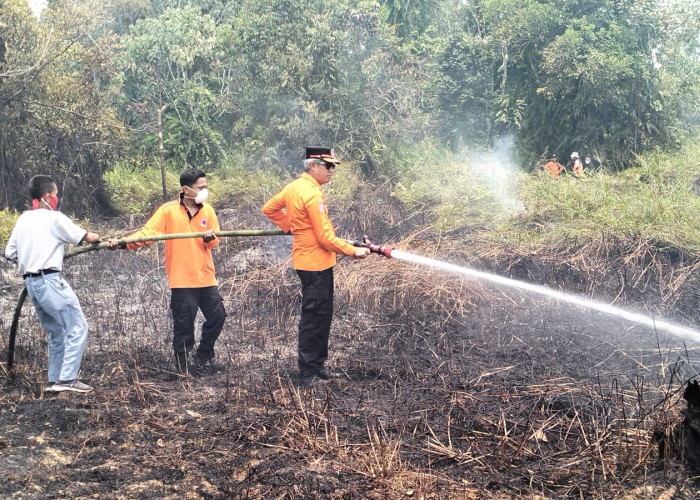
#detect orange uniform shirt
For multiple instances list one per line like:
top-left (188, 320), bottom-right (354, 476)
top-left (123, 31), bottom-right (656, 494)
top-left (126, 198), bottom-right (220, 288)
top-left (262, 173), bottom-right (356, 271)
top-left (544, 160), bottom-right (564, 178)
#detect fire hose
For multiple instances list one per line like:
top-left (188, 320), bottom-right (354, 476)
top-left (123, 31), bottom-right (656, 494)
top-left (14, 229), bottom-right (700, 371)
top-left (6, 229), bottom-right (285, 371)
top-left (6, 230), bottom-right (394, 371)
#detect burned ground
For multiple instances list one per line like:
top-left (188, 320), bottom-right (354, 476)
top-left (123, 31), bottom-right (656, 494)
top-left (2, 205), bottom-right (700, 498)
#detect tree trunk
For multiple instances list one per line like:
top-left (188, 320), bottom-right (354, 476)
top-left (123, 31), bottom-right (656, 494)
top-left (157, 105), bottom-right (167, 201)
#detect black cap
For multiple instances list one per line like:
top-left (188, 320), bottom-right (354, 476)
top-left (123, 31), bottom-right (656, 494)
top-left (306, 146), bottom-right (340, 164)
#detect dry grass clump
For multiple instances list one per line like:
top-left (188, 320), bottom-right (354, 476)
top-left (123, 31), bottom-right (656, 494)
top-left (470, 231), bottom-right (700, 326)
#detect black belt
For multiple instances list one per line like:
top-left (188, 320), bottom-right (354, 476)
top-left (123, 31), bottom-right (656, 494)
top-left (23, 269), bottom-right (60, 279)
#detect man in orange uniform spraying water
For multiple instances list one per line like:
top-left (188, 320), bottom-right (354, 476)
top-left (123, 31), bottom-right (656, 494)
top-left (263, 147), bottom-right (370, 387)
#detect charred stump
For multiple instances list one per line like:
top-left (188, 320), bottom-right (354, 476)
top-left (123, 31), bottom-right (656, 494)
top-left (682, 380), bottom-right (700, 475)
top-left (654, 380), bottom-right (700, 476)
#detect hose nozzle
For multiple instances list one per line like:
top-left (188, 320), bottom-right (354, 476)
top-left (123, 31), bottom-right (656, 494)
top-left (351, 235), bottom-right (394, 259)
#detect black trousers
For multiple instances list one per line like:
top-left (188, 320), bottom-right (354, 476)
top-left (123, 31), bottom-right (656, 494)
top-left (296, 268), bottom-right (334, 375)
top-left (170, 286), bottom-right (226, 359)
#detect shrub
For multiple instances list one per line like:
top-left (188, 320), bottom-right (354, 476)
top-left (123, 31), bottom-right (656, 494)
top-left (323, 161), bottom-right (361, 205)
top-left (0, 207), bottom-right (19, 248)
top-left (206, 161), bottom-right (287, 208)
top-left (391, 140), bottom-right (522, 231)
top-left (496, 140), bottom-right (700, 253)
top-left (103, 163), bottom-right (180, 215)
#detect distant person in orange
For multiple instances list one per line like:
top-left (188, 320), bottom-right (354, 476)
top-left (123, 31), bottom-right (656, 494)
top-left (543, 154), bottom-right (565, 178)
top-left (262, 147), bottom-right (370, 387)
top-left (571, 152), bottom-right (584, 177)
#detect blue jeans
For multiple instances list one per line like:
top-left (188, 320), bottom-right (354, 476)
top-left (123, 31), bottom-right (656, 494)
top-left (25, 273), bottom-right (88, 382)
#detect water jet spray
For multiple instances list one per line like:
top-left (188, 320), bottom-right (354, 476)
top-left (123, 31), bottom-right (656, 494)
top-left (355, 237), bottom-right (700, 345)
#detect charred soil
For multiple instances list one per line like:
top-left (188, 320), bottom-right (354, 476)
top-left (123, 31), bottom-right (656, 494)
top-left (2, 197), bottom-right (700, 499)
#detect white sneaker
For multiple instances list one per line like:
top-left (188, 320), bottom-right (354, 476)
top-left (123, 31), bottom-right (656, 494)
top-left (53, 379), bottom-right (93, 393)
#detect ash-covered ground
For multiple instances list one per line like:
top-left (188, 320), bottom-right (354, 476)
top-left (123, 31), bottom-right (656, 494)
top-left (1, 228), bottom-right (699, 499)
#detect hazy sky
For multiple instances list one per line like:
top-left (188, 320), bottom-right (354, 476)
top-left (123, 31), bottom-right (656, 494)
top-left (26, 0), bottom-right (48, 18)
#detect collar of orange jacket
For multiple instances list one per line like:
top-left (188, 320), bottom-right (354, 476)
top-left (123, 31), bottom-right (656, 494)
top-left (300, 172), bottom-right (321, 188)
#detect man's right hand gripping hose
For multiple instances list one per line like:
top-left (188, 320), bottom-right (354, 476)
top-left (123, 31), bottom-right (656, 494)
top-left (350, 235), bottom-right (394, 259)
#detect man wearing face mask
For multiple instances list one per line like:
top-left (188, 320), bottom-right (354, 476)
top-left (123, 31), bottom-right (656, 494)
top-left (584, 155), bottom-right (597, 171)
top-left (109, 168), bottom-right (226, 377)
top-left (5, 175), bottom-right (102, 393)
top-left (262, 147), bottom-right (370, 387)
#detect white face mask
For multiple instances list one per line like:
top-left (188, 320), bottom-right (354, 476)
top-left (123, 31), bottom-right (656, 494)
top-left (194, 188), bottom-right (209, 204)
top-left (184, 186), bottom-right (209, 204)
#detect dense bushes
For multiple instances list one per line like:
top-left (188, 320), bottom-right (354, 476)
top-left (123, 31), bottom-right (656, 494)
top-left (493, 141), bottom-right (700, 254)
top-left (103, 164), bottom-right (181, 215)
top-left (4, 0), bottom-right (700, 219)
top-left (0, 208), bottom-right (18, 248)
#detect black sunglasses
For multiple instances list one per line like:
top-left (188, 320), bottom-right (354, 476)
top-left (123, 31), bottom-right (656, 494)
top-left (311, 159), bottom-right (336, 170)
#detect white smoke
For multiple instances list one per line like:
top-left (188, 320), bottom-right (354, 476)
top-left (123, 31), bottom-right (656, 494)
top-left (462, 134), bottom-right (524, 214)
top-left (26, 0), bottom-right (47, 19)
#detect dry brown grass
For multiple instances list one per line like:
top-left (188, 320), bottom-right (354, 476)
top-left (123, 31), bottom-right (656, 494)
top-left (2, 212), bottom-right (700, 497)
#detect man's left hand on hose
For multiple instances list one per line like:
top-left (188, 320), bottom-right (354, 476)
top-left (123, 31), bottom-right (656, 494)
top-left (107, 238), bottom-right (125, 250)
top-left (203, 230), bottom-right (216, 242)
top-left (353, 247), bottom-right (370, 259)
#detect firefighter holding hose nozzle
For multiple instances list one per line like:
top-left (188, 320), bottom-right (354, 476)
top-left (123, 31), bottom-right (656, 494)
top-left (262, 147), bottom-right (370, 387)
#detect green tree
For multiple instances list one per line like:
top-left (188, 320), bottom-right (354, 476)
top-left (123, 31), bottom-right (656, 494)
top-left (223, 0), bottom-right (430, 173)
top-left (0, 0), bottom-right (125, 213)
top-left (433, 0), bottom-right (700, 168)
top-left (120, 5), bottom-right (226, 179)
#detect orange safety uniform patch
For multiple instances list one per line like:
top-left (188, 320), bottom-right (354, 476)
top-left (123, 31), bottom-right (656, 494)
top-left (126, 199), bottom-right (220, 288)
top-left (262, 173), bottom-right (356, 271)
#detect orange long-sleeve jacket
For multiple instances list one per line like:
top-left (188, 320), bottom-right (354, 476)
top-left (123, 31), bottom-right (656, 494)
top-left (126, 197), bottom-right (220, 288)
top-left (544, 160), bottom-right (564, 178)
top-left (262, 173), bottom-right (356, 271)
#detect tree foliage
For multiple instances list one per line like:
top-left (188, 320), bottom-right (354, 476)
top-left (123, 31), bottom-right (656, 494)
top-left (434, 0), bottom-right (700, 167)
top-left (0, 0), bottom-right (125, 213)
top-left (120, 6), bottom-right (226, 170)
top-left (1, 0), bottom-right (699, 215)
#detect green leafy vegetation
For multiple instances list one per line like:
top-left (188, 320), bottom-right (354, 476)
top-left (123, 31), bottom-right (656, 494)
top-left (390, 140), bottom-right (521, 230)
top-left (205, 162), bottom-right (286, 207)
top-left (0, 207), bottom-right (18, 247)
top-left (492, 142), bottom-right (700, 254)
top-left (3, 0), bottom-right (699, 218)
top-left (103, 163), bottom-right (180, 215)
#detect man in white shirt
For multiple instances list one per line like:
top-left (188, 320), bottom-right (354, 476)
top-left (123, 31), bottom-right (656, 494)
top-left (5, 175), bottom-right (101, 393)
